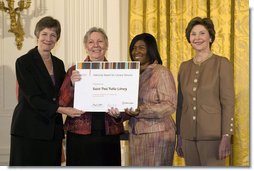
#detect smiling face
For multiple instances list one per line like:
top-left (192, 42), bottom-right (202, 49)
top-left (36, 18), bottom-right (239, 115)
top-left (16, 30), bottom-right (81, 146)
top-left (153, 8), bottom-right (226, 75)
top-left (85, 32), bottom-right (108, 61)
top-left (37, 27), bottom-right (58, 53)
top-left (189, 24), bottom-right (211, 52)
top-left (131, 40), bottom-right (150, 66)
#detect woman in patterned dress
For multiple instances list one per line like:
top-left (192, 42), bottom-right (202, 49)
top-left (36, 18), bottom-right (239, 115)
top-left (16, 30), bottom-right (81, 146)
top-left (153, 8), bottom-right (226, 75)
top-left (109, 33), bottom-right (177, 166)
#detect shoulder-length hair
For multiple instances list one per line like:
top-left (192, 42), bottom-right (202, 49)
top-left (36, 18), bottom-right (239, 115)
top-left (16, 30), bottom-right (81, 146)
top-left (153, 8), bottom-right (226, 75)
top-left (185, 17), bottom-right (216, 47)
top-left (129, 33), bottom-right (163, 65)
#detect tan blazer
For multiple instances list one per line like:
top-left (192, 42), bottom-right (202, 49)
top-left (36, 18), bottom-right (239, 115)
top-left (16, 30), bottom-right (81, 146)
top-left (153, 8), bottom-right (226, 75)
top-left (176, 54), bottom-right (234, 140)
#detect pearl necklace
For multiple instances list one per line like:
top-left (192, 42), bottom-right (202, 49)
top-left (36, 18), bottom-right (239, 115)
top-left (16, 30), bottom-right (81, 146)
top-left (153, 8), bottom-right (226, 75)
top-left (193, 52), bottom-right (213, 65)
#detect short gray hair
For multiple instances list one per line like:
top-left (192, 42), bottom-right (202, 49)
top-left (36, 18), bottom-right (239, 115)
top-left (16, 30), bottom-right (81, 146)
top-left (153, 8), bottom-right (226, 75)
top-left (83, 27), bottom-right (108, 47)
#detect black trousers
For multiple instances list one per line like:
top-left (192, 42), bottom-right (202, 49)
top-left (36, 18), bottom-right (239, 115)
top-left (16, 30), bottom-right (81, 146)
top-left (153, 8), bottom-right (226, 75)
top-left (66, 131), bottom-right (121, 166)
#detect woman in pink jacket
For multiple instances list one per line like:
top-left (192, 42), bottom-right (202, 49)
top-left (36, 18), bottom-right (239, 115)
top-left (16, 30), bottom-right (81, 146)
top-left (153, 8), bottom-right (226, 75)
top-left (109, 33), bottom-right (177, 166)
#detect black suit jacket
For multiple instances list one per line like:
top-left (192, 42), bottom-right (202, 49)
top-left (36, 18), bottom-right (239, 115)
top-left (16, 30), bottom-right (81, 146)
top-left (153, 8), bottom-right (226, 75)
top-left (11, 47), bottom-right (66, 140)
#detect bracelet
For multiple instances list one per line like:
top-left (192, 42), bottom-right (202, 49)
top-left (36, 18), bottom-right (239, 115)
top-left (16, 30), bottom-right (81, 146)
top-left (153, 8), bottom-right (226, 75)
top-left (223, 134), bottom-right (230, 137)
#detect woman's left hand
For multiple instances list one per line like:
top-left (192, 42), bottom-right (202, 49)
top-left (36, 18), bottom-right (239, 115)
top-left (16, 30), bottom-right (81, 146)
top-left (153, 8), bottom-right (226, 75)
top-left (218, 135), bottom-right (231, 160)
top-left (124, 107), bottom-right (140, 116)
top-left (107, 107), bottom-right (121, 118)
top-left (176, 135), bottom-right (184, 157)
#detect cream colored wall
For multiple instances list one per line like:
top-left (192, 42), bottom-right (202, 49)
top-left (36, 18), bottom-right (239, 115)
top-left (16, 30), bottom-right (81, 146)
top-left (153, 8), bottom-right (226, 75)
top-left (0, 0), bottom-right (129, 165)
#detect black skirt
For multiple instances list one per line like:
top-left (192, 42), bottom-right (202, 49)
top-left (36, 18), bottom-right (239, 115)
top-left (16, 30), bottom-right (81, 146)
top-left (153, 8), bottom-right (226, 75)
top-left (9, 135), bottom-right (62, 166)
top-left (66, 113), bottom-right (121, 166)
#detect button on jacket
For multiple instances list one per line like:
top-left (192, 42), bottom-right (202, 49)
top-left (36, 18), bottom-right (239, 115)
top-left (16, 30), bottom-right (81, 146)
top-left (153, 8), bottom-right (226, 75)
top-left (176, 54), bottom-right (234, 140)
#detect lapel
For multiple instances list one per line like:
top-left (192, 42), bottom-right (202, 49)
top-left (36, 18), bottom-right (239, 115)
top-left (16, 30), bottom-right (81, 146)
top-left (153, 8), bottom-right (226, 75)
top-left (52, 56), bottom-right (61, 89)
top-left (31, 48), bottom-right (56, 90)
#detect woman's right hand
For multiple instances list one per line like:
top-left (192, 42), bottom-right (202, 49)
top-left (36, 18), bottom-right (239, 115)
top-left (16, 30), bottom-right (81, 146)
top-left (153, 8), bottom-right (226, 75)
top-left (176, 135), bottom-right (184, 157)
top-left (107, 107), bottom-right (140, 118)
top-left (71, 70), bottom-right (81, 86)
top-left (57, 107), bottom-right (84, 118)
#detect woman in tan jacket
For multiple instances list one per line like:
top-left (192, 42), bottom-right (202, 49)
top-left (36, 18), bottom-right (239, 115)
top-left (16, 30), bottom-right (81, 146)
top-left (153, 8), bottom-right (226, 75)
top-left (176, 17), bottom-right (235, 166)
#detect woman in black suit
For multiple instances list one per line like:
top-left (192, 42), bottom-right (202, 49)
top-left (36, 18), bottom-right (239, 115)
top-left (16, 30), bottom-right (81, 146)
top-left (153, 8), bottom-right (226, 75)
top-left (9, 16), bottom-right (83, 166)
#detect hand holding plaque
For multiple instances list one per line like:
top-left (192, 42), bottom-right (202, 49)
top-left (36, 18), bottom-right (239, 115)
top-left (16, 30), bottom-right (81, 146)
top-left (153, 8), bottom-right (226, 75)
top-left (73, 61), bottom-right (140, 112)
top-left (124, 107), bottom-right (140, 116)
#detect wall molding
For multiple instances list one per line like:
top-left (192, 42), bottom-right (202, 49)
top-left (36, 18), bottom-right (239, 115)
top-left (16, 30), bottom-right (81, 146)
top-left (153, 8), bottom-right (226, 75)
top-left (0, 146), bottom-right (9, 165)
top-left (64, 0), bottom-right (107, 69)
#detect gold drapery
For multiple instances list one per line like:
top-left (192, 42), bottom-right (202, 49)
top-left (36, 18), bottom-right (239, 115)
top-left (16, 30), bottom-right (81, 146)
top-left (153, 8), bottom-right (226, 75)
top-left (128, 0), bottom-right (249, 166)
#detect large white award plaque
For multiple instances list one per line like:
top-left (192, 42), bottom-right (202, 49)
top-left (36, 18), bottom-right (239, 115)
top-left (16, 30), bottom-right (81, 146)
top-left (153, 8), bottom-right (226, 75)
top-left (74, 61), bottom-right (140, 112)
